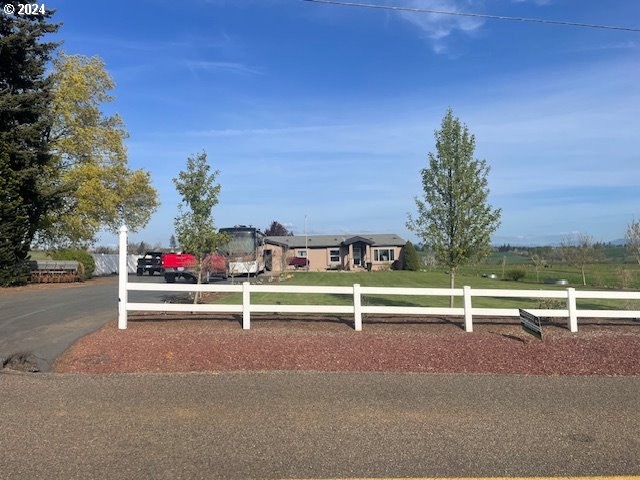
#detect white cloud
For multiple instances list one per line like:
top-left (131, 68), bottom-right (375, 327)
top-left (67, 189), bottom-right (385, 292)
top-left (395, 0), bottom-right (485, 53)
top-left (190, 125), bottom-right (349, 137)
top-left (184, 60), bottom-right (264, 75)
top-left (512, 0), bottom-right (552, 5)
top-left (572, 40), bottom-right (639, 53)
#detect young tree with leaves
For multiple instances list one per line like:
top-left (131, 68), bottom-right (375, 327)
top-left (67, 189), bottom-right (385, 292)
top-left (0, 7), bottom-right (59, 285)
top-left (173, 151), bottom-right (228, 302)
top-left (38, 53), bottom-right (158, 247)
top-left (407, 108), bottom-right (501, 306)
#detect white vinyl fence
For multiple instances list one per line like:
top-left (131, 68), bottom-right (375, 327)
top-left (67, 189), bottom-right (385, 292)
top-left (116, 226), bottom-right (640, 332)
top-left (93, 253), bottom-right (141, 275)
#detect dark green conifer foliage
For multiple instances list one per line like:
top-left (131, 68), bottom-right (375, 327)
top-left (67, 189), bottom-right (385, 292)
top-left (401, 241), bottom-right (420, 271)
top-left (0, 7), bottom-right (59, 285)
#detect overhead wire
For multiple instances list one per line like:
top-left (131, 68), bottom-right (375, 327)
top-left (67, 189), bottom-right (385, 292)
top-left (301, 0), bottom-right (640, 33)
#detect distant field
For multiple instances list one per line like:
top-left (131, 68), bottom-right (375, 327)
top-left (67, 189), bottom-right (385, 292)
top-left (484, 252), bottom-right (531, 265)
top-left (483, 246), bottom-right (635, 266)
top-left (215, 268), bottom-right (640, 312)
top-left (463, 261), bottom-right (640, 290)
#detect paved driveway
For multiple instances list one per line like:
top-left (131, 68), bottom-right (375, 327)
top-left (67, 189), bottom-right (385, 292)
top-left (0, 277), bottom-right (119, 371)
top-left (0, 274), bottom-right (257, 371)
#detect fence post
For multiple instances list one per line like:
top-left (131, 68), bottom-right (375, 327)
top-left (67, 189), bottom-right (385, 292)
top-left (242, 281), bottom-right (251, 330)
top-left (463, 285), bottom-right (473, 333)
top-left (118, 225), bottom-right (128, 330)
top-left (567, 287), bottom-right (578, 333)
top-left (353, 283), bottom-right (362, 331)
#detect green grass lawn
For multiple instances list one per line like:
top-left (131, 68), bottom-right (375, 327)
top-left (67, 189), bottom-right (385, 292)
top-left (28, 250), bottom-right (53, 260)
top-left (214, 268), bottom-right (640, 312)
top-left (462, 262), bottom-right (640, 290)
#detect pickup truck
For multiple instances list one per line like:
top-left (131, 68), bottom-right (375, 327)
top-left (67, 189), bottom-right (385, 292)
top-left (136, 252), bottom-right (164, 276)
top-left (162, 253), bottom-right (229, 283)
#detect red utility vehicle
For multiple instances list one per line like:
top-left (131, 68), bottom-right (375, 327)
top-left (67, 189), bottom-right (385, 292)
top-left (162, 253), bottom-right (228, 283)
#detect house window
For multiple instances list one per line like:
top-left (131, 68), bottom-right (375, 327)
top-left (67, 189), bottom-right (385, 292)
top-left (297, 250), bottom-right (307, 257)
top-left (329, 249), bottom-right (340, 262)
top-left (374, 248), bottom-right (395, 262)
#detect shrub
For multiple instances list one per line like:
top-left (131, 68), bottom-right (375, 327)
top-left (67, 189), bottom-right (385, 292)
top-left (377, 262), bottom-right (392, 272)
top-left (616, 268), bottom-right (634, 290)
top-left (505, 268), bottom-right (526, 282)
top-left (51, 249), bottom-right (95, 280)
top-left (536, 297), bottom-right (565, 310)
top-left (401, 241), bottom-right (420, 271)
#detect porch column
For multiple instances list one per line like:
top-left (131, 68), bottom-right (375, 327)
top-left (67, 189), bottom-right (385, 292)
top-left (348, 244), bottom-right (353, 270)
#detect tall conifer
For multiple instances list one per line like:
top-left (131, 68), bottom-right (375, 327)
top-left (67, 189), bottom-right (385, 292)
top-left (0, 7), bottom-right (59, 285)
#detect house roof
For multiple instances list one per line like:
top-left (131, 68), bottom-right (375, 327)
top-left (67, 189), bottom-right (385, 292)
top-left (265, 234), bottom-right (405, 249)
top-left (342, 236), bottom-right (374, 246)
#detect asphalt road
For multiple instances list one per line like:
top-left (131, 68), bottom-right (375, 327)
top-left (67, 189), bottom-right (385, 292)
top-left (0, 372), bottom-right (638, 479)
top-left (0, 274), bottom-right (256, 371)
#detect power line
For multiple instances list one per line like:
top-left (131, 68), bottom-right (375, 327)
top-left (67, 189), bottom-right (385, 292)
top-left (301, 0), bottom-right (640, 33)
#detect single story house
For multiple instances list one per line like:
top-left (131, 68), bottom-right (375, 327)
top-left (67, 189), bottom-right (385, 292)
top-left (264, 234), bottom-right (406, 272)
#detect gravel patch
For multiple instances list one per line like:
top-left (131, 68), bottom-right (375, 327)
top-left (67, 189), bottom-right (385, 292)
top-left (52, 314), bottom-right (640, 375)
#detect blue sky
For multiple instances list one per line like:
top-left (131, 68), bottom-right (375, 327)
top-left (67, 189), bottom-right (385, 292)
top-left (48, 0), bottom-right (640, 246)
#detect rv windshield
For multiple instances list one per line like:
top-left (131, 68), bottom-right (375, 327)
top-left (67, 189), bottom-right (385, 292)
top-left (222, 231), bottom-right (256, 257)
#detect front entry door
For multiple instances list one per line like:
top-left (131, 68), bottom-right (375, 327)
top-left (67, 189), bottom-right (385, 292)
top-left (353, 247), bottom-right (362, 267)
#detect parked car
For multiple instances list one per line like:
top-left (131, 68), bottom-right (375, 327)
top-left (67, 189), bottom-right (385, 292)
top-left (288, 256), bottom-right (309, 269)
top-left (162, 252), bottom-right (229, 283)
top-left (136, 252), bottom-right (164, 276)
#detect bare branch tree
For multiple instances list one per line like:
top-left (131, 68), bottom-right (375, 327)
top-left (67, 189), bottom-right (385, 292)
top-left (531, 253), bottom-right (546, 283)
top-left (560, 233), bottom-right (600, 286)
top-left (625, 219), bottom-right (640, 265)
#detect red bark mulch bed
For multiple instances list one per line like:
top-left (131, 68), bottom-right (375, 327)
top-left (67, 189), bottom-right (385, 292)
top-left (53, 314), bottom-right (640, 376)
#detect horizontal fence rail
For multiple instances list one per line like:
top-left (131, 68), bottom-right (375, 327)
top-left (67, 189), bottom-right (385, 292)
top-left (119, 279), bottom-right (640, 332)
top-left (116, 226), bottom-right (640, 332)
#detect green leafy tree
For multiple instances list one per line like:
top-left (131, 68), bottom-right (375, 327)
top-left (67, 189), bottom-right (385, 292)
top-left (401, 241), bottom-right (420, 271)
top-left (169, 234), bottom-right (177, 251)
top-left (407, 108), bottom-right (501, 306)
top-left (38, 53), bottom-right (158, 247)
top-left (51, 248), bottom-right (95, 280)
top-left (0, 7), bottom-right (60, 286)
top-left (173, 151), bottom-right (228, 302)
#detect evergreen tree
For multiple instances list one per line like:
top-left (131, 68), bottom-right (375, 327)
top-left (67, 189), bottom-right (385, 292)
top-left (136, 241), bottom-right (148, 255)
top-left (0, 7), bottom-right (59, 286)
top-left (401, 241), bottom-right (420, 271)
top-left (265, 220), bottom-right (293, 236)
top-left (407, 108), bottom-right (501, 305)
